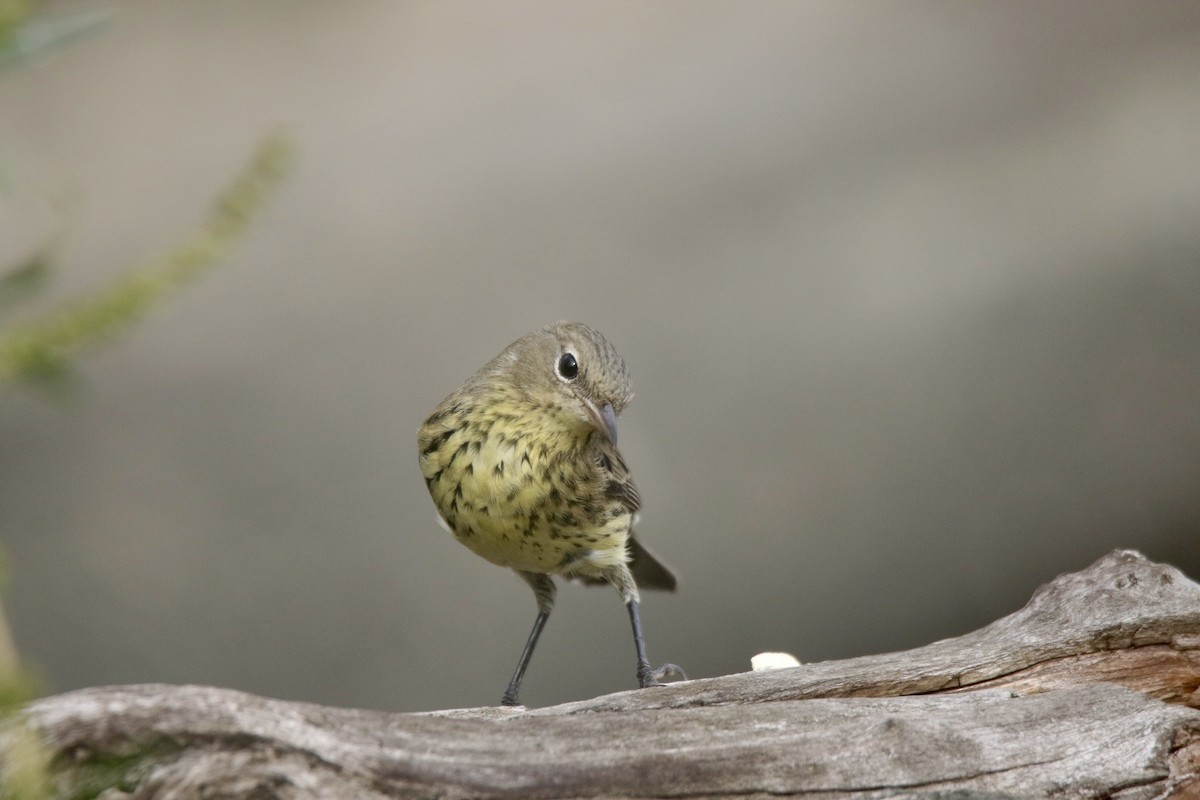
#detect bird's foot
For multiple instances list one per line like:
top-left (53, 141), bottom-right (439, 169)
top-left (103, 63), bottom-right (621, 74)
top-left (637, 661), bottom-right (687, 688)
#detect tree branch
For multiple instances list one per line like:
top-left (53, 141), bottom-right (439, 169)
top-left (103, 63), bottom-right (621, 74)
top-left (14, 549), bottom-right (1200, 798)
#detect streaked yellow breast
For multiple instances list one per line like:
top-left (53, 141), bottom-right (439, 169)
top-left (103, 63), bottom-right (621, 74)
top-left (419, 392), bottom-right (631, 576)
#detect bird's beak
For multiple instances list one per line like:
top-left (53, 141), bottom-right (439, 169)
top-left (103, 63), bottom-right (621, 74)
top-left (584, 400), bottom-right (619, 445)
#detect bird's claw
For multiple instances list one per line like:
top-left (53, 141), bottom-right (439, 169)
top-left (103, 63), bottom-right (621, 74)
top-left (638, 662), bottom-right (687, 688)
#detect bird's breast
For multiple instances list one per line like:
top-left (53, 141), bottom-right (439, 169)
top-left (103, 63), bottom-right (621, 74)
top-left (420, 402), bottom-right (630, 575)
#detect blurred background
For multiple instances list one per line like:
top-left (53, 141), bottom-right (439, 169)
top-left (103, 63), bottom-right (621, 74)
top-left (1, 1), bottom-right (1198, 712)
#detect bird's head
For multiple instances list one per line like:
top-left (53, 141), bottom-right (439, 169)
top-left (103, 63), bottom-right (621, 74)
top-left (501, 321), bottom-right (633, 445)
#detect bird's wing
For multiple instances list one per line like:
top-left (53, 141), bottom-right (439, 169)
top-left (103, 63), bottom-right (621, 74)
top-left (594, 440), bottom-right (641, 513)
top-left (589, 439), bottom-right (677, 591)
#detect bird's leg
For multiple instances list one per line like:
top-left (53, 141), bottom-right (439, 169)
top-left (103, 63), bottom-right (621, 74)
top-left (610, 564), bottom-right (686, 689)
top-left (626, 598), bottom-right (685, 687)
top-left (502, 572), bottom-right (556, 707)
top-left (501, 611), bottom-right (547, 706)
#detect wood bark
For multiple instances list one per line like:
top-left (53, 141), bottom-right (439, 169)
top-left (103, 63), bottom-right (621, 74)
top-left (12, 549), bottom-right (1200, 799)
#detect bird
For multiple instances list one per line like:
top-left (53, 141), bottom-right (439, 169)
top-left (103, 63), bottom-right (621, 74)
top-left (417, 320), bottom-right (682, 706)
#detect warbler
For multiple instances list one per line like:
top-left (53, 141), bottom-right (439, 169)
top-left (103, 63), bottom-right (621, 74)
top-left (418, 321), bottom-right (681, 706)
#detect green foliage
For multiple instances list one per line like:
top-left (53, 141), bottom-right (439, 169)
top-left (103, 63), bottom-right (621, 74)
top-left (0, 549), bottom-right (51, 800)
top-left (0, 134), bottom-right (293, 387)
top-left (52, 745), bottom-right (173, 800)
top-left (0, 8), bottom-right (293, 798)
top-left (0, 555), bottom-right (40, 715)
top-left (0, 248), bottom-right (53, 315)
top-left (2, 5), bottom-right (293, 390)
top-left (0, 722), bottom-right (53, 800)
top-left (0, 0), bottom-right (34, 40)
top-left (0, 1), bottom-right (113, 74)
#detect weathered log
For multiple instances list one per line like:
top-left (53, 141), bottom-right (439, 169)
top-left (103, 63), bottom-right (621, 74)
top-left (13, 549), bottom-right (1200, 798)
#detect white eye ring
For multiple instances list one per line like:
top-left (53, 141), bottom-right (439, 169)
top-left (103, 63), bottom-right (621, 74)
top-left (556, 350), bottom-right (580, 382)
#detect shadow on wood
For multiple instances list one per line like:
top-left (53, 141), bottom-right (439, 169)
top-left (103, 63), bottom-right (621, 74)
top-left (12, 549), bottom-right (1200, 798)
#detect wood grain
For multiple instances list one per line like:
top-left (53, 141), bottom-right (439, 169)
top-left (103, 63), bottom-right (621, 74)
top-left (15, 549), bottom-right (1200, 798)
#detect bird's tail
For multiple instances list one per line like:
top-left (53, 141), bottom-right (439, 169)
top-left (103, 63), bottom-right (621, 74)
top-left (571, 535), bottom-right (678, 592)
top-left (626, 535), bottom-right (677, 592)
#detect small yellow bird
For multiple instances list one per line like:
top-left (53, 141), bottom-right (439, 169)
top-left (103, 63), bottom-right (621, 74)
top-left (418, 321), bottom-right (681, 706)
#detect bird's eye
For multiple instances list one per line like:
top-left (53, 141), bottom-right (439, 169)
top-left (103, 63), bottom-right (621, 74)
top-left (557, 352), bottom-right (579, 381)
